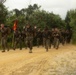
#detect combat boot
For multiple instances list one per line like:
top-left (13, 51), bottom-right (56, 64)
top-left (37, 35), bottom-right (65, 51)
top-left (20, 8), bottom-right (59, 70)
top-left (29, 50), bottom-right (32, 53)
top-left (46, 48), bottom-right (48, 52)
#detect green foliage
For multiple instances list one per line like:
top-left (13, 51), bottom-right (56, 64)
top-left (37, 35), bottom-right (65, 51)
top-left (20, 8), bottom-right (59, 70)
top-left (2, 3), bottom-right (65, 30)
top-left (65, 9), bottom-right (76, 44)
top-left (26, 10), bottom-right (65, 29)
top-left (0, 3), bottom-right (8, 24)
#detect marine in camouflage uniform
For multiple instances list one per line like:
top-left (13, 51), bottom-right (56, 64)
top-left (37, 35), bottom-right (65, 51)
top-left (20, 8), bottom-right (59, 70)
top-left (0, 24), bottom-right (9, 52)
top-left (25, 25), bottom-right (33, 53)
top-left (36, 28), bottom-right (41, 48)
top-left (52, 28), bottom-right (60, 49)
top-left (43, 27), bottom-right (51, 52)
top-left (13, 28), bottom-right (23, 50)
top-left (22, 28), bottom-right (26, 48)
top-left (45, 30), bottom-right (51, 51)
top-left (65, 29), bottom-right (72, 44)
top-left (42, 30), bottom-right (46, 47)
top-left (60, 29), bottom-right (66, 45)
top-left (51, 28), bottom-right (55, 45)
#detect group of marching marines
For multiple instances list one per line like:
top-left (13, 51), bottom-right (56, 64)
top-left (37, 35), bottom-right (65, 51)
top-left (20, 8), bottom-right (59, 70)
top-left (0, 23), bottom-right (72, 53)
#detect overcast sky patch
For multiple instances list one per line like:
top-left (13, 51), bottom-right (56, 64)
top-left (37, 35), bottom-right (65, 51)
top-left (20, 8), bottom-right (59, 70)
top-left (4, 0), bottom-right (76, 19)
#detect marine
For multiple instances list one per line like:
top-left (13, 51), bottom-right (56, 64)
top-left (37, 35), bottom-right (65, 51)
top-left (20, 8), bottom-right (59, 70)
top-left (0, 24), bottom-right (9, 52)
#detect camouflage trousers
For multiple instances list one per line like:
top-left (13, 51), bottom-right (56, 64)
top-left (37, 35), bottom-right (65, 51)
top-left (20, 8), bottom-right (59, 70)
top-left (37, 38), bottom-right (40, 47)
top-left (61, 36), bottom-right (65, 45)
top-left (43, 38), bottom-right (46, 47)
top-left (25, 36), bottom-right (33, 53)
top-left (53, 37), bottom-right (60, 49)
top-left (45, 38), bottom-right (51, 51)
top-left (1, 37), bottom-right (9, 52)
top-left (13, 38), bottom-right (22, 50)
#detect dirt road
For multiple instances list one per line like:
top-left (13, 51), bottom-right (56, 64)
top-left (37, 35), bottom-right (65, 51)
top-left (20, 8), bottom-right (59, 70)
top-left (0, 44), bottom-right (76, 75)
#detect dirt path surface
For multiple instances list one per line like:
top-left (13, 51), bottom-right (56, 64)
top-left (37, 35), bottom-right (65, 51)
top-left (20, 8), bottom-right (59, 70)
top-left (0, 44), bottom-right (76, 75)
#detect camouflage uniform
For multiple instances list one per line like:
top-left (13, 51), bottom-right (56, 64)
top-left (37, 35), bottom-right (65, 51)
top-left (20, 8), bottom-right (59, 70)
top-left (65, 29), bottom-right (72, 43)
top-left (25, 26), bottom-right (33, 53)
top-left (13, 29), bottom-right (23, 50)
top-left (44, 30), bottom-right (51, 51)
top-left (36, 29), bottom-right (41, 47)
top-left (22, 29), bottom-right (26, 48)
top-left (53, 29), bottom-right (60, 49)
top-left (61, 29), bottom-right (66, 45)
top-left (0, 26), bottom-right (9, 52)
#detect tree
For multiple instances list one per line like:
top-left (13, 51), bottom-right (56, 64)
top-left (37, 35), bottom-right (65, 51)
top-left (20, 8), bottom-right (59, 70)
top-left (65, 9), bottom-right (76, 44)
top-left (0, 0), bottom-right (6, 4)
top-left (0, 3), bottom-right (8, 24)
